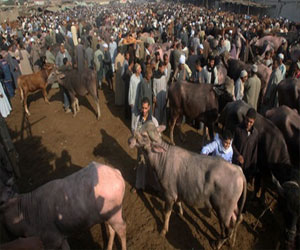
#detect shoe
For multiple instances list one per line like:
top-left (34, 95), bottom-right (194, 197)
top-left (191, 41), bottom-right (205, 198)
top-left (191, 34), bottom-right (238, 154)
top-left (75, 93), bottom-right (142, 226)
top-left (65, 108), bottom-right (71, 113)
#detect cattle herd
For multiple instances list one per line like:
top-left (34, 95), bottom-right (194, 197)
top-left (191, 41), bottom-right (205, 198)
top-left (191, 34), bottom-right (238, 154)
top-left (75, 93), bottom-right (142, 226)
top-left (0, 0), bottom-right (300, 249)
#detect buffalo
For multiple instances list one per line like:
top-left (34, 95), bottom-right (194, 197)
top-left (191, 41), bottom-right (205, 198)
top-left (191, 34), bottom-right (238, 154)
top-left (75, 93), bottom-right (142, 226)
top-left (129, 121), bottom-right (246, 249)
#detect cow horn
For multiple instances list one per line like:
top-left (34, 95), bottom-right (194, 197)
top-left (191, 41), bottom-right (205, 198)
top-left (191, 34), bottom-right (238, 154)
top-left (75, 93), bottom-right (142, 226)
top-left (271, 173), bottom-right (284, 197)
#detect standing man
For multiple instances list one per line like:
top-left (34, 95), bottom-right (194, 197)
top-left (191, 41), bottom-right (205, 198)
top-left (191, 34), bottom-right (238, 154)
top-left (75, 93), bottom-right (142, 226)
top-left (94, 44), bottom-right (104, 89)
top-left (163, 53), bottom-right (171, 84)
top-left (128, 63), bottom-right (142, 132)
top-left (243, 65), bottom-right (261, 110)
top-left (85, 43), bottom-right (94, 69)
top-left (131, 97), bottom-right (160, 193)
top-left (200, 56), bottom-right (218, 85)
top-left (75, 38), bottom-right (85, 73)
top-left (264, 58), bottom-right (283, 110)
top-left (109, 36), bottom-right (117, 73)
top-left (153, 62), bottom-right (167, 125)
top-left (233, 108), bottom-right (259, 188)
top-left (55, 44), bottom-right (72, 113)
top-left (30, 38), bottom-right (41, 72)
top-left (235, 70), bottom-right (248, 101)
top-left (278, 53), bottom-right (286, 79)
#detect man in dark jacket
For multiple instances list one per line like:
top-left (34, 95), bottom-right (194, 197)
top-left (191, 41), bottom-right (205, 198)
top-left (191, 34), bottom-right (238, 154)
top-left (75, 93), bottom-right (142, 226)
top-left (233, 108), bottom-right (259, 184)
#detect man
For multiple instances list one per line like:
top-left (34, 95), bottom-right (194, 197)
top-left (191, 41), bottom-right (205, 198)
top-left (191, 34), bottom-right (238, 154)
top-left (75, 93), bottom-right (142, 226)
top-left (139, 69), bottom-right (153, 111)
top-left (278, 53), bottom-right (286, 79)
top-left (109, 36), bottom-right (117, 72)
top-left (30, 38), bottom-right (42, 72)
top-left (243, 65), bottom-right (261, 110)
top-left (131, 97), bottom-right (160, 193)
top-left (94, 44), bottom-right (104, 89)
top-left (233, 108), bottom-right (259, 186)
top-left (235, 70), bottom-right (248, 101)
top-left (163, 53), bottom-right (171, 84)
top-left (103, 43), bottom-right (113, 90)
top-left (200, 56), bottom-right (218, 84)
top-left (153, 62), bottom-right (167, 125)
top-left (58, 57), bottom-right (72, 113)
top-left (55, 44), bottom-right (72, 68)
top-left (56, 44), bottom-right (72, 112)
top-left (264, 58), bottom-right (283, 110)
top-left (85, 43), bottom-right (94, 69)
top-left (74, 38), bottom-right (85, 73)
top-left (45, 46), bottom-right (55, 64)
top-left (128, 63), bottom-right (142, 132)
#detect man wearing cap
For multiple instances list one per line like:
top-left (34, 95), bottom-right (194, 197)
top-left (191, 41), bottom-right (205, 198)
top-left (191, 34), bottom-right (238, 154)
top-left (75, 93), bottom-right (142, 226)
top-left (109, 36), bottom-right (117, 73)
top-left (224, 34), bottom-right (231, 53)
top-left (278, 53), bottom-right (286, 79)
top-left (264, 58), bottom-right (283, 110)
top-left (243, 65), bottom-right (261, 110)
top-left (235, 70), bottom-right (248, 101)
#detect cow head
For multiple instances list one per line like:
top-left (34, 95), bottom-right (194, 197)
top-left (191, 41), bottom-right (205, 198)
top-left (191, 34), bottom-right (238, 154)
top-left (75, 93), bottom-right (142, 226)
top-left (47, 68), bottom-right (66, 85)
top-left (272, 173), bottom-right (300, 249)
top-left (0, 177), bottom-right (15, 206)
top-left (128, 121), bottom-right (166, 153)
top-left (43, 63), bottom-right (55, 77)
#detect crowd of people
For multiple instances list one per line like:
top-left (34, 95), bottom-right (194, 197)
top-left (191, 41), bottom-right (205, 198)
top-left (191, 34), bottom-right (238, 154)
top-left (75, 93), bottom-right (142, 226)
top-left (0, 1), bottom-right (299, 193)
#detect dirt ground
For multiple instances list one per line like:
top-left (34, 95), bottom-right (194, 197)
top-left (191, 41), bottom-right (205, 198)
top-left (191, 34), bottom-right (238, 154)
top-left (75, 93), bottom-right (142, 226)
top-left (2, 81), bottom-right (284, 249)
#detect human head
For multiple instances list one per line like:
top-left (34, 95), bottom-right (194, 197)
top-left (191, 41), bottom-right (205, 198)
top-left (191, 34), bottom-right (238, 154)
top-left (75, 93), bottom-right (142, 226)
top-left (278, 53), bottom-right (284, 63)
top-left (273, 58), bottom-right (280, 70)
top-left (245, 108), bottom-right (256, 131)
top-left (145, 69), bottom-right (152, 80)
top-left (60, 44), bottom-right (65, 53)
top-left (158, 61), bottom-right (165, 73)
top-left (208, 55), bottom-right (215, 68)
top-left (251, 64), bottom-right (258, 74)
top-left (220, 130), bottom-right (233, 150)
top-left (134, 63), bottom-right (141, 75)
top-left (240, 70), bottom-right (248, 81)
top-left (141, 97), bottom-right (150, 116)
top-left (124, 51), bottom-right (130, 61)
top-left (155, 51), bottom-right (160, 61)
top-left (163, 53), bottom-right (169, 64)
top-left (63, 57), bottom-right (68, 65)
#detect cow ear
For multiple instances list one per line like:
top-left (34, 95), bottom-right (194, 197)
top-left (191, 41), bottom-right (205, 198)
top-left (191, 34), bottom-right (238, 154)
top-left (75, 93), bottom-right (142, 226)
top-left (156, 125), bottom-right (166, 133)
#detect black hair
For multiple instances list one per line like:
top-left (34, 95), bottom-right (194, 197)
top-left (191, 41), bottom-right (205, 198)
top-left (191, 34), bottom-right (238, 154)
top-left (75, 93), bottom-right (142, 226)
top-left (63, 57), bottom-right (68, 65)
top-left (246, 108), bottom-right (257, 119)
top-left (222, 130), bottom-right (233, 140)
top-left (96, 44), bottom-right (100, 50)
top-left (141, 97), bottom-right (150, 106)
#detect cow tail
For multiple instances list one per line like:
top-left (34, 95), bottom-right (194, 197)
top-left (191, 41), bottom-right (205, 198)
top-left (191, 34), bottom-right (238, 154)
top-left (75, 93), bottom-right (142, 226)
top-left (237, 176), bottom-right (247, 223)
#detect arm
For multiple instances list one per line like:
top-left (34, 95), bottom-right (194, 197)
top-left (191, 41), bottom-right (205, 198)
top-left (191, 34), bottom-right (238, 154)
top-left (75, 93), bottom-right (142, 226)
top-left (128, 75), bottom-right (134, 106)
top-left (201, 141), bottom-right (218, 155)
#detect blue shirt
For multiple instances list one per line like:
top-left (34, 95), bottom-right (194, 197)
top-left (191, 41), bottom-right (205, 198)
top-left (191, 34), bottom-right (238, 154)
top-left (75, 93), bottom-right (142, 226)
top-left (201, 133), bottom-right (233, 163)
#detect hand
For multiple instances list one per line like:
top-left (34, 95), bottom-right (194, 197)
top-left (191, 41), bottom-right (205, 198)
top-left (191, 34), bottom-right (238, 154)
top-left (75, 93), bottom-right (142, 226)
top-left (153, 97), bottom-right (156, 103)
top-left (238, 155), bottom-right (244, 165)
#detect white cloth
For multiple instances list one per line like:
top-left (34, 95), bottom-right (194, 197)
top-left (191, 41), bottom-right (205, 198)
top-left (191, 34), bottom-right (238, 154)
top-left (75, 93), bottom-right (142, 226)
top-left (0, 82), bottom-right (12, 118)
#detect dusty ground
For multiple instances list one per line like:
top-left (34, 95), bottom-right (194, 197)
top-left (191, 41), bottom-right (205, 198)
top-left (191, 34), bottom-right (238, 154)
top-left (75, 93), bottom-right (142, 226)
top-left (2, 82), bottom-right (284, 249)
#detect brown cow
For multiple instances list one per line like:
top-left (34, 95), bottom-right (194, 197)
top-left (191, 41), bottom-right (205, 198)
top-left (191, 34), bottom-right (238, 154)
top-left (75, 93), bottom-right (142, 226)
top-left (18, 64), bottom-right (54, 116)
top-left (168, 81), bottom-right (233, 145)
